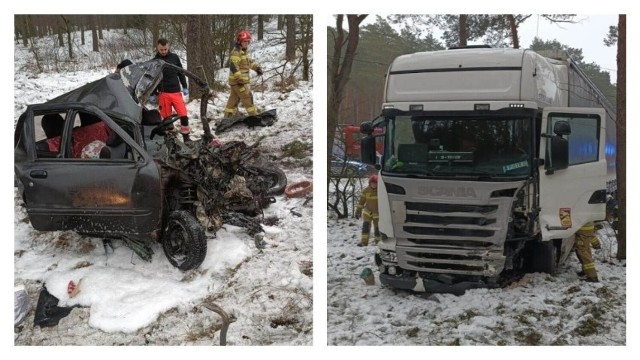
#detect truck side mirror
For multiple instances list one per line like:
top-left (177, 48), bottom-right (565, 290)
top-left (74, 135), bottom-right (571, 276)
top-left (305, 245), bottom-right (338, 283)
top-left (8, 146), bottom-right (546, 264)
top-left (360, 122), bottom-right (373, 135)
top-left (549, 135), bottom-right (569, 171)
top-left (361, 135), bottom-right (376, 165)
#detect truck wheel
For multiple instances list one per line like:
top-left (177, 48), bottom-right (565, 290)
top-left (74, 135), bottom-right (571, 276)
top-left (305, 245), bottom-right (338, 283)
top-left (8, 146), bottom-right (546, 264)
top-left (161, 210), bottom-right (207, 271)
top-left (527, 240), bottom-right (558, 276)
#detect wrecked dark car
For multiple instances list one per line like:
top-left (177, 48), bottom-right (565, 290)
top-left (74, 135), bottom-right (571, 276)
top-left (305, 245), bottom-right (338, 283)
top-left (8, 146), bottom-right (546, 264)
top-left (14, 59), bottom-right (285, 271)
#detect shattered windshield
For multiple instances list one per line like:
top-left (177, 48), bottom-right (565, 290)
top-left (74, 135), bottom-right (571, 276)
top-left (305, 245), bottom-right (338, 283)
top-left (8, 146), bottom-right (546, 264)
top-left (382, 114), bottom-right (533, 179)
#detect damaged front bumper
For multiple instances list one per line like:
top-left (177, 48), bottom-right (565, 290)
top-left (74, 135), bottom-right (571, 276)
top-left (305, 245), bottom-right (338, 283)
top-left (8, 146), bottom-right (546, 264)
top-left (378, 272), bottom-right (499, 296)
top-left (375, 252), bottom-right (501, 295)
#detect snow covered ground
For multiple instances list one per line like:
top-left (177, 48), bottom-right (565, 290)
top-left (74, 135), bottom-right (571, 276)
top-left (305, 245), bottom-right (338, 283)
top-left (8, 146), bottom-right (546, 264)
top-left (13, 22), bottom-right (313, 346)
top-left (327, 217), bottom-right (626, 346)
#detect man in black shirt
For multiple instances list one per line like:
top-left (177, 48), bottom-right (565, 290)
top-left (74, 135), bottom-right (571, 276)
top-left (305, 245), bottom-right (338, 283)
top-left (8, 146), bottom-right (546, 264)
top-left (153, 38), bottom-right (190, 142)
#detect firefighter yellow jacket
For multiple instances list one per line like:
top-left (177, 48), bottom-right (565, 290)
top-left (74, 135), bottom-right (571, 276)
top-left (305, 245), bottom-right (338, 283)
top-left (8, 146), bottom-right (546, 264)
top-left (356, 186), bottom-right (379, 215)
top-left (228, 47), bottom-right (261, 86)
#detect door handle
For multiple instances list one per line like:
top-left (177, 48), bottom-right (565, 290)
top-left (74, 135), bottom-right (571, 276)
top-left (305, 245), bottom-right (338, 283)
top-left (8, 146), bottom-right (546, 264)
top-left (30, 170), bottom-right (48, 179)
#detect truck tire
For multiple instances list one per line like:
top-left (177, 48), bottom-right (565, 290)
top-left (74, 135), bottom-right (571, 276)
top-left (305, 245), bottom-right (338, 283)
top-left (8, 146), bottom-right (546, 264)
top-left (161, 210), bottom-right (207, 271)
top-left (527, 240), bottom-right (558, 276)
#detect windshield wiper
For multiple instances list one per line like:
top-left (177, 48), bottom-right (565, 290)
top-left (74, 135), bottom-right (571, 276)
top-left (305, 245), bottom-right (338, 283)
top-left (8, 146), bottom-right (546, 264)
top-left (405, 171), bottom-right (433, 177)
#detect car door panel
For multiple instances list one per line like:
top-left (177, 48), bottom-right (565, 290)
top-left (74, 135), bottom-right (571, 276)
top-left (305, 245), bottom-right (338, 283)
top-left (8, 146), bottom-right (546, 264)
top-left (16, 104), bottom-right (162, 236)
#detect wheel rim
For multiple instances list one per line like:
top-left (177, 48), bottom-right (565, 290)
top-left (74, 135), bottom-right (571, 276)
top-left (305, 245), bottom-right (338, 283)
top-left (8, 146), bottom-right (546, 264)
top-left (166, 220), bottom-right (189, 266)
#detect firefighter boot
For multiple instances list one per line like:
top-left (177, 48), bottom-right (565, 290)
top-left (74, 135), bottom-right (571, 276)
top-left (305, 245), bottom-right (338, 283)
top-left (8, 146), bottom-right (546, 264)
top-left (359, 221), bottom-right (371, 247)
top-left (373, 219), bottom-right (381, 245)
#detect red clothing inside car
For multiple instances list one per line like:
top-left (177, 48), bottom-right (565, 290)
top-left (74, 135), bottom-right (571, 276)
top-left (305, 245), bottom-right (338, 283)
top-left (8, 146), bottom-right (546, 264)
top-left (47, 121), bottom-right (111, 158)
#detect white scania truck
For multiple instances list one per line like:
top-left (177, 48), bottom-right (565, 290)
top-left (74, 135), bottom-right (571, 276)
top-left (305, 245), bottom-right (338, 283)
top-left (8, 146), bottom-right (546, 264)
top-left (359, 47), bottom-right (616, 295)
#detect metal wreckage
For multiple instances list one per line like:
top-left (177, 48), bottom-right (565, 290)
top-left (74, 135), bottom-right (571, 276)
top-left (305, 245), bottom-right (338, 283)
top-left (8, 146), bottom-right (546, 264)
top-left (14, 59), bottom-right (286, 272)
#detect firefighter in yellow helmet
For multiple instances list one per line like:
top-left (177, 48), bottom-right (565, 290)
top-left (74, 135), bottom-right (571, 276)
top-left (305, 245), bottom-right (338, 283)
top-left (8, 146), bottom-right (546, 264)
top-left (224, 30), bottom-right (263, 118)
top-left (355, 175), bottom-right (380, 247)
top-left (574, 222), bottom-right (599, 282)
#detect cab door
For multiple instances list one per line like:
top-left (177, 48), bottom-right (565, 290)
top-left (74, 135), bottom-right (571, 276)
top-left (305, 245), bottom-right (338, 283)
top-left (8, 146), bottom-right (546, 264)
top-left (538, 107), bottom-right (607, 241)
top-left (15, 104), bottom-right (162, 235)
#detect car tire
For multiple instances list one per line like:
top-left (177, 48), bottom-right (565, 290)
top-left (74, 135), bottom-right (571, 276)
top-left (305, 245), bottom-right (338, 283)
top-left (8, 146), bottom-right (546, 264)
top-left (161, 210), bottom-right (207, 271)
top-left (246, 165), bottom-right (287, 196)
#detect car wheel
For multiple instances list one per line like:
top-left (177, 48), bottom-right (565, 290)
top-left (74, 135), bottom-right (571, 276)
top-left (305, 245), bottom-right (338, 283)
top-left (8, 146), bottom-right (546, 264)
top-left (161, 210), bottom-right (207, 271)
top-left (245, 165), bottom-right (287, 196)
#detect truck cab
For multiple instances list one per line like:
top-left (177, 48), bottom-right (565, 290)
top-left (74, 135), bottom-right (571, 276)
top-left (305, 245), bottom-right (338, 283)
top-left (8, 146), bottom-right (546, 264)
top-left (361, 48), bottom-right (613, 294)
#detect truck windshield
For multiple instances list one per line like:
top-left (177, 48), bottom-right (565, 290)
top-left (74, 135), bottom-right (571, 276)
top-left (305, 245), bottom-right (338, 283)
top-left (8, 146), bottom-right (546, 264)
top-left (382, 114), bottom-right (533, 179)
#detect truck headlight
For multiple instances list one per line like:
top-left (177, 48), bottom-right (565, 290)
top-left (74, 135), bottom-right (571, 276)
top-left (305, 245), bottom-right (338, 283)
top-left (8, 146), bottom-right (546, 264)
top-left (380, 250), bottom-right (397, 263)
top-left (388, 266), bottom-right (397, 276)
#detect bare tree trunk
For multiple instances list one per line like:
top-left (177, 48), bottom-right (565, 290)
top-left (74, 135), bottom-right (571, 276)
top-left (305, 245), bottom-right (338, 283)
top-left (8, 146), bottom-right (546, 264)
top-left (151, 16), bottom-right (160, 49)
top-left (61, 15), bottom-right (73, 59)
top-left (57, 24), bottom-right (64, 47)
top-left (80, 18), bottom-right (85, 45)
top-left (186, 15), bottom-right (215, 99)
top-left (122, 15), bottom-right (128, 35)
top-left (277, 15), bottom-right (284, 30)
top-left (615, 14), bottom-right (626, 260)
top-left (91, 15), bottom-right (99, 52)
top-left (21, 15), bottom-right (29, 47)
top-left (229, 16), bottom-right (240, 52)
top-left (328, 15), bottom-right (367, 170)
top-left (14, 21), bottom-right (20, 44)
top-left (508, 15), bottom-right (519, 48)
top-left (246, 15), bottom-right (253, 29)
top-left (285, 15), bottom-right (296, 61)
top-left (98, 16), bottom-right (104, 40)
top-left (459, 15), bottom-right (468, 47)
top-left (299, 15), bottom-right (312, 81)
top-left (257, 15), bottom-right (264, 40)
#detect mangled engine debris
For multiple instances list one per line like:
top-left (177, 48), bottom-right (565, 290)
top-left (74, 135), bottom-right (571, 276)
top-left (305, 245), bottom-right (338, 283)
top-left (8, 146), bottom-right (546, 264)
top-left (161, 137), bottom-right (285, 233)
top-left (151, 120), bottom-right (286, 270)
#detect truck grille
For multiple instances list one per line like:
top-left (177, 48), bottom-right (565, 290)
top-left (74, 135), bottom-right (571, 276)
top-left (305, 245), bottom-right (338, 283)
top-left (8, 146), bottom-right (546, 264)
top-left (406, 214), bottom-right (496, 226)
top-left (396, 201), bottom-right (505, 276)
top-left (406, 202), bottom-right (498, 214)
top-left (397, 246), bottom-right (502, 275)
top-left (404, 226), bottom-right (495, 237)
top-left (407, 238), bottom-right (494, 248)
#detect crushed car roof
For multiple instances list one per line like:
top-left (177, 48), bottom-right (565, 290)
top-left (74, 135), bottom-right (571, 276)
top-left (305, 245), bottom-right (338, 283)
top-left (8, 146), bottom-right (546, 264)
top-left (45, 60), bottom-right (166, 123)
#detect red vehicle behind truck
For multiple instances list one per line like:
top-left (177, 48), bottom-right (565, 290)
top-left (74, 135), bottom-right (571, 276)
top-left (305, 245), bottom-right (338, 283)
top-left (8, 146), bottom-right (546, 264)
top-left (342, 125), bottom-right (382, 159)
